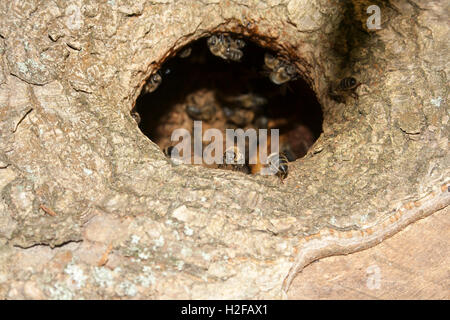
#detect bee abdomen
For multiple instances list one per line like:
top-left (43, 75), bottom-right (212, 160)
top-left (338, 77), bottom-right (358, 90)
top-left (277, 153), bottom-right (289, 179)
top-left (266, 152), bottom-right (289, 180)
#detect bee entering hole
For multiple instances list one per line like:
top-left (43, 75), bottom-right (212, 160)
top-left (132, 34), bottom-right (323, 180)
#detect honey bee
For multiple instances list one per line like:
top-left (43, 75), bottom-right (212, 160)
top-left (270, 64), bottom-right (297, 85)
top-left (186, 103), bottom-right (217, 122)
top-left (329, 77), bottom-right (360, 101)
top-left (248, 132), bottom-right (290, 182)
top-left (226, 48), bottom-right (244, 62)
top-left (285, 123), bottom-right (315, 158)
top-left (207, 34), bottom-right (245, 61)
top-left (264, 53), bottom-right (297, 85)
top-left (250, 151), bottom-right (289, 182)
top-left (164, 146), bottom-right (177, 158)
top-left (268, 152), bottom-right (289, 182)
top-left (178, 47), bottom-right (192, 58)
top-left (143, 72), bottom-right (162, 93)
top-left (131, 111), bottom-right (141, 124)
top-left (264, 53), bottom-right (280, 70)
top-left (218, 146), bottom-right (250, 173)
top-left (222, 106), bottom-right (255, 126)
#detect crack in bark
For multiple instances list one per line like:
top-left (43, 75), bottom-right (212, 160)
top-left (12, 108), bottom-right (33, 133)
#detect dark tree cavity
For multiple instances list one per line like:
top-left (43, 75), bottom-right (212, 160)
top-left (133, 35), bottom-right (323, 172)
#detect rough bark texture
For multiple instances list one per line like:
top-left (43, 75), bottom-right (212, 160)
top-left (0, 0), bottom-right (448, 299)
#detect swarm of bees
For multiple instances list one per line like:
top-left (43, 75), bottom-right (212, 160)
top-left (217, 146), bottom-right (289, 182)
top-left (207, 34), bottom-right (246, 62)
top-left (133, 33), bottom-right (328, 183)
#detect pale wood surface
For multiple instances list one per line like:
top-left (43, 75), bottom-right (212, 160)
top-left (288, 206), bottom-right (450, 299)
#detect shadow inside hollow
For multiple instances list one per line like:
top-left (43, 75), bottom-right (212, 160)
top-left (134, 35), bottom-right (323, 163)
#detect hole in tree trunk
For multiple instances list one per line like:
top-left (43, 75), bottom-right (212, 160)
top-left (132, 34), bottom-right (323, 174)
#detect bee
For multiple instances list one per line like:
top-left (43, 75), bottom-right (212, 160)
top-left (218, 146), bottom-right (250, 173)
top-left (248, 132), bottom-right (290, 182)
top-left (178, 47), bottom-right (192, 58)
top-left (250, 151), bottom-right (289, 182)
top-left (270, 64), bottom-right (297, 85)
top-left (233, 38), bottom-right (246, 50)
top-left (280, 144), bottom-right (296, 162)
top-left (225, 47), bottom-right (243, 62)
top-left (264, 53), bottom-right (297, 85)
top-left (143, 72), bottom-right (162, 93)
top-left (207, 34), bottom-right (245, 61)
top-left (220, 93), bottom-right (267, 110)
top-left (268, 152), bottom-right (289, 182)
top-left (224, 36), bottom-right (245, 62)
top-left (206, 35), bottom-right (224, 58)
top-left (184, 89), bottom-right (218, 122)
top-left (329, 77), bottom-right (360, 101)
top-left (131, 111), bottom-right (141, 124)
top-left (339, 77), bottom-right (358, 90)
top-left (186, 103), bottom-right (217, 122)
top-left (222, 106), bottom-right (255, 126)
top-left (264, 53), bottom-right (280, 70)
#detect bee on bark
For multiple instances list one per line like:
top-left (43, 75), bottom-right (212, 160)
top-left (186, 103), bottom-right (217, 122)
top-left (207, 34), bottom-right (245, 61)
top-left (218, 146), bottom-right (250, 173)
top-left (267, 152), bottom-right (289, 182)
top-left (329, 77), bottom-right (360, 101)
top-left (249, 132), bottom-right (290, 182)
top-left (338, 77), bottom-right (359, 90)
top-left (264, 53), bottom-right (297, 85)
top-left (250, 151), bottom-right (289, 182)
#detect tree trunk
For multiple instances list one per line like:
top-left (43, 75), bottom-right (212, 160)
top-left (0, 0), bottom-right (448, 299)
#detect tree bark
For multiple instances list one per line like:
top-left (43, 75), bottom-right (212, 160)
top-left (0, 0), bottom-right (448, 299)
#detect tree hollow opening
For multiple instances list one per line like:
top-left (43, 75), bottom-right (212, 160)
top-left (132, 34), bottom-right (323, 175)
